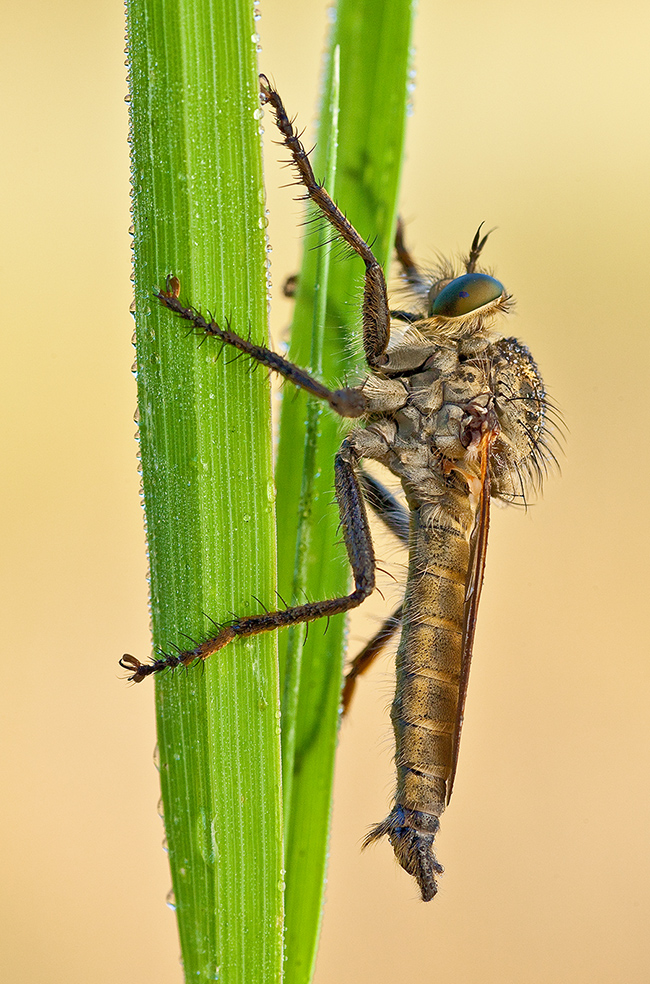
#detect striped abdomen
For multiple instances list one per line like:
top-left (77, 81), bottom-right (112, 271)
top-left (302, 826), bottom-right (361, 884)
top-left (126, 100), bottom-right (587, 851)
top-left (365, 506), bottom-right (471, 900)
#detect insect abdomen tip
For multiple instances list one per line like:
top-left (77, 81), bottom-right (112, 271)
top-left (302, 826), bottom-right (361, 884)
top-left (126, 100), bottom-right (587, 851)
top-left (364, 805), bottom-right (444, 901)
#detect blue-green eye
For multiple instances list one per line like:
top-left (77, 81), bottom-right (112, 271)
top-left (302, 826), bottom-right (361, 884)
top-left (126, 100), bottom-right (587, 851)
top-left (430, 273), bottom-right (505, 317)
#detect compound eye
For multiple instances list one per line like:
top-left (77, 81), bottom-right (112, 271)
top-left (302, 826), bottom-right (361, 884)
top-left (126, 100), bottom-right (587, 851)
top-left (429, 272), bottom-right (505, 318)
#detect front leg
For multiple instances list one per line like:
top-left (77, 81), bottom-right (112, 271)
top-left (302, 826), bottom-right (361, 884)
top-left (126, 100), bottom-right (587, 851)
top-left (157, 277), bottom-right (367, 418)
top-left (259, 76), bottom-right (391, 369)
top-left (121, 437), bottom-right (375, 682)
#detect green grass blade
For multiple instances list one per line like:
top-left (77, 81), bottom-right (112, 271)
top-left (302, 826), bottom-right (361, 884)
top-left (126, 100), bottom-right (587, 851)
top-left (273, 3), bottom-right (416, 982)
top-left (280, 47), bottom-right (340, 845)
top-left (126, 1), bottom-right (283, 981)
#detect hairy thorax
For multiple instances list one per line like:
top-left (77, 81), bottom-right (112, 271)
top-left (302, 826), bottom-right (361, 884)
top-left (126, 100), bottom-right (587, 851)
top-left (352, 321), bottom-right (546, 527)
top-left (352, 331), bottom-right (493, 529)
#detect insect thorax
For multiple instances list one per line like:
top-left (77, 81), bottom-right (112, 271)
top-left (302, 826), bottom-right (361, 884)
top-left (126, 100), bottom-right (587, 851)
top-left (353, 320), bottom-right (548, 518)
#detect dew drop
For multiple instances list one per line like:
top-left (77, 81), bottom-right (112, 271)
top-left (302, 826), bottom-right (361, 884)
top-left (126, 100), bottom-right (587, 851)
top-left (166, 888), bottom-right (176, 911)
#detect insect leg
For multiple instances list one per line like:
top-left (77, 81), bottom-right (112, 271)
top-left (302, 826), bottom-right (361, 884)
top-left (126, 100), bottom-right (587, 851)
top-left (389, 309), bottom-right (421, 324)
top-left (358, 471), bottom-right (409, 546)
top-left (284, 273), bottom-right (413, 328)
top-left (282, 281), bottom-right (418, 325)
top-left (157, 279), bottom-right (367, 418)
top-left (341, 472), bottom-right (410, 712)
top-left (259, 75), bottom-right (391, 368)
top-left (390, 219), bottom-right (428, 322)
top-left (121, 437), bottom-right (375, 682)
top-left (342, 603), bottom-right (403, 713)
top-left (394, 217), bottom-right (424, 287)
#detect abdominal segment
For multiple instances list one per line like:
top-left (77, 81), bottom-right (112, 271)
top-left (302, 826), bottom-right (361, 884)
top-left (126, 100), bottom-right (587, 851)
top-left (365, 506), bottom-right (470, 900)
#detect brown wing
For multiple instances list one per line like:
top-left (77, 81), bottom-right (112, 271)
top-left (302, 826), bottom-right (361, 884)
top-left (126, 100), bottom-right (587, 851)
top-left (446, 444), bottom-right (492, 804)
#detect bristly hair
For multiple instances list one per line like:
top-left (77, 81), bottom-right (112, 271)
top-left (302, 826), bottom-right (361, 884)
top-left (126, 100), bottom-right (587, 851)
top-left (490, 338), bottom-right (564, 506)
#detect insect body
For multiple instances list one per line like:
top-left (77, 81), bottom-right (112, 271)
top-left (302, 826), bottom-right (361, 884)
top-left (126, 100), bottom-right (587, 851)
top-left (122, 77), bottom-right (556, 900)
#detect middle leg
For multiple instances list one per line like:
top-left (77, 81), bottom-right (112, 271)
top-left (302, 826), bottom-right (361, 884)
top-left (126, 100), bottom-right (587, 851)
top-left (121, 437), bottom-right (376, 682)
top-left (342, 472), bottom-right (411, 712)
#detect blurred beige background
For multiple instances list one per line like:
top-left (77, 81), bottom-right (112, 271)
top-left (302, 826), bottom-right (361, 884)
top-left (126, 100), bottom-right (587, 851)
top-left (1, 1), bottom-right (649, 982)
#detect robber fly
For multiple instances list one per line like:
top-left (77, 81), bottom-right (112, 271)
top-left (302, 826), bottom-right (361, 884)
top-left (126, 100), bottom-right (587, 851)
top-left (122, 77), bottom-right (558, 901)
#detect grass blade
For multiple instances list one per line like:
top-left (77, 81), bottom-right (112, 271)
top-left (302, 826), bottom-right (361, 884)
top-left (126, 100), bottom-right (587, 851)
top-left (273, 2), bottom-right (416, 981)
top-left (126, 1), bottom-right (283, 980)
